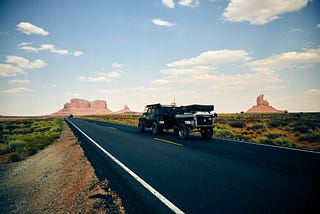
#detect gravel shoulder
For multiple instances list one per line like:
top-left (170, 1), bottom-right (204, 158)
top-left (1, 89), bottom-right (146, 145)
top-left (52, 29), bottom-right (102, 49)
top-left (0, 121), bottom-right (125, 214)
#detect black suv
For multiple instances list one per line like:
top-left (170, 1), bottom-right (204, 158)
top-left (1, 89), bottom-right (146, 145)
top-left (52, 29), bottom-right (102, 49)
top-left (138, 104), bottom-right (175, 135)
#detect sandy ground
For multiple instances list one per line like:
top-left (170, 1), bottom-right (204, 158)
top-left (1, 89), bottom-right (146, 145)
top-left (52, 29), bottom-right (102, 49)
top-left (0, 121), bottom-right (125, 214)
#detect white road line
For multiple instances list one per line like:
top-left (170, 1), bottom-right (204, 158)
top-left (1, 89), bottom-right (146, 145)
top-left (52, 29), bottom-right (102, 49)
top-left (108, 126), bottom-right (117, 130)
top-left (66, 119), bottom-right (185, 214)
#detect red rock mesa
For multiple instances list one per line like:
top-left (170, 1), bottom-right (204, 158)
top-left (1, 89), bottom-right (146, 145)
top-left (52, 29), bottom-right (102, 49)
top-left (52, 98), bottom-right (112, 116)
top-left (246, 94), bottom-right (286, 113)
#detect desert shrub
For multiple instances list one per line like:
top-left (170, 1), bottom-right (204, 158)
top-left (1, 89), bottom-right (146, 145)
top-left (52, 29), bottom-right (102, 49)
top-left (266, 132), bottom-right (286, 139)
top-left (293, 125), bottom-right (308, 133)
top-left (0, 118), bottom-right (63, 160)
top-left (283, 126), bottom-right (291, 131)
top-left (247, 123), bottom-right (265, 131)
top-left (9, 153), bottom-right (21, 162)
top-left (259, 137), bottom-right (273, 145)
top-left (314, 146), bottom-right (320, 152)
top-left (215, 124), bottom-right (232, 130)
top-left (268, 120), bottom-right (288, 128)
top-left (32, 126), bottom-right (51, 132)
top-left (10, 127), bottom-right (33, 135)
top-left (5, 124), bottom-right (19, 131)
top-left (298, 134), bottom-right (320, 142)
top-left (305, 121), bottom-right (320, 130)
top-left (26, 145), bottom-right (38, 156)
top-left (229, 121), bottom-right (246, 128)
top-left (273, 137), bottom-right (293, 147)
top-left (234, 134), bottom-right (251, 142)
top-left (0, 144), bottom-right (10, 155)
top-left (9, 140), bottom-right (27, 152)
top-left (0, 125), bottom-right (3, 140)
top-left (214, 128), bottom-right (235, 139)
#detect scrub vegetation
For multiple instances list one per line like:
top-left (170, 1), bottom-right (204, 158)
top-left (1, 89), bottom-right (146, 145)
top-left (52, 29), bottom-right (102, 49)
top-left (0, 118), bottom-right (63, 162)
top-left (84, 114), bottom-right (139, 126)
top-left (83, 113), bottom-right (320, 152)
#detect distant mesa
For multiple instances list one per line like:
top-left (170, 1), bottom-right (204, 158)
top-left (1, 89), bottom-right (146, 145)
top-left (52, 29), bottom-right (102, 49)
top-left (115, 104), bottom-right (134, 114)
top-left (246, 94), bottom-right (287, 113)
top-left (52, 98), bottom-right (113, 116)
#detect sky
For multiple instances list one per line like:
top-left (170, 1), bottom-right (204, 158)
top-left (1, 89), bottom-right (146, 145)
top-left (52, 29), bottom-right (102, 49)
top-left (0, 0), bottom-right (319, 115)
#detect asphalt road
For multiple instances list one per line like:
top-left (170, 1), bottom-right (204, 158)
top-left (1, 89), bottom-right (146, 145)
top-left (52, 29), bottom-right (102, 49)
top-left (66, 118), bottom-right (320, 214)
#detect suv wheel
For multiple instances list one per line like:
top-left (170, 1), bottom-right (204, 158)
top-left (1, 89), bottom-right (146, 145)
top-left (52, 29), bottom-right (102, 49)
top-left (201, 128), bottom-right (213, 140)
top-left (138, 120), bottom-right (145, 132)
top-left (152, 122), bottom-right (159, 135)
top-left (178, 123), bottom-right (189, 140)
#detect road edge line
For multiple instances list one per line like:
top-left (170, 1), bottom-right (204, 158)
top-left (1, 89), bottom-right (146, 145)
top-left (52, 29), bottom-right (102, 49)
top-left (66, 119), bottom-right (185, 214)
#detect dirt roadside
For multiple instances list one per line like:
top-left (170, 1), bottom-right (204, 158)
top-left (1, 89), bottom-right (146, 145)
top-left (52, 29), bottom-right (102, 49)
top-left (0, 121), bottom-right (125, 214)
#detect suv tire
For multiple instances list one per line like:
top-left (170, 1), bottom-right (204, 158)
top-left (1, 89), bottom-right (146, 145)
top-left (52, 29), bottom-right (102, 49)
top-left (152, 122), bottom-right (159, 135)
top-left (138, 120), bottom-right (145, 132)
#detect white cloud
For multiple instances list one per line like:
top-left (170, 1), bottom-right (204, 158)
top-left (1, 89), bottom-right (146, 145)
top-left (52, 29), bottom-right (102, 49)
top-left (305, 89), bottom-right (320, 95)
top-left (16, 22), bottom-right (49, 36)
top-left (152, 79), bottom-right (173, 85)
top-left (18, 43), bottom-right (83, 56)
top-left (79, 71), bottom-right (120, 83)
top-left (79, 75), bottom-right (112, 82)
top-left (2, 87), bottom-right (33, 95)
top-left (162, 0), bottom-right (175, 8)
top-left (316, 24), bottom-right (320, 29)
top-left (51, 48), bottom-right (69, 55)
top-left (73, 51), bottom-right (83, 56)
top-left (6, 55), bottom-right (46, 69)
top-left (17, 42), bottom-right (33, 47)
top-left (0, 64), bottom-right (24, 77)
top-left (152, 49), bottom-right (283, 90)
top-left (223, 0), bottom-right (308, 25)
top-left (291, 28), bottom-right (301, 32)
top-left (152, 19), bottom-right (176, 27)
top-left (9, 79), bottom-right (30, 84)
top-left (178, 0), bottom-right (200, 8)
top-left (103, 71), bottom-right (120, 78)
top-left (112, 62), bottom-right (124, 69)
top-left (167, 49), bottom-right (250, 67)
top-left (247, 48), bottom-right (320, 70)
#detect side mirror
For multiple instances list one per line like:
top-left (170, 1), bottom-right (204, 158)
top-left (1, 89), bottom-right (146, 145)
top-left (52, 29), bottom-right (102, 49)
top-left (214, 113), bottom-right (218, 118)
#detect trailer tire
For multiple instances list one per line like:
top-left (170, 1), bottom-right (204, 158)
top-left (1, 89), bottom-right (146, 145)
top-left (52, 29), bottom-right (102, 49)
top-left (178, 123), bottom-right (189, 140)
top-left (201, 128), bottom-right (213, 140)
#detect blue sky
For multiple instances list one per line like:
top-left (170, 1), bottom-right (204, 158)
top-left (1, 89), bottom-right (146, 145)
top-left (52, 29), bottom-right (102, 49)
top-left (0, 0), bottom-right (319, 115)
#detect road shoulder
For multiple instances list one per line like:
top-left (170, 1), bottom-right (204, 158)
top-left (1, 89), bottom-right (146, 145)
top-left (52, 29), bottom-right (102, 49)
top-left (0, 121), bottom-right (125, 213)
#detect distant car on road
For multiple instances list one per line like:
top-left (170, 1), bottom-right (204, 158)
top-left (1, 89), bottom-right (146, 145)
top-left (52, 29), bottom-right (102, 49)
top-left (138, 103), bottom-right (217, 140)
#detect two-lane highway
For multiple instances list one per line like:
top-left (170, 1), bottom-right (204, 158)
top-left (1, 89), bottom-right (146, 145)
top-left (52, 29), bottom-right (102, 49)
top-left (67, 118), bottom-right (320, 213)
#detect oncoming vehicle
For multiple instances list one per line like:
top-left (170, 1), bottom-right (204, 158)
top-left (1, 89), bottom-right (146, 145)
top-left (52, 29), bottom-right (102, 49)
top-left (138, 103), bottom-right (217, 140)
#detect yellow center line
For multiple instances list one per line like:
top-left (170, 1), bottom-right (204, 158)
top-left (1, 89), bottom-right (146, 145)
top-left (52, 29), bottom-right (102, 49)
top-left (154, 138), bottom-right (184, 147)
